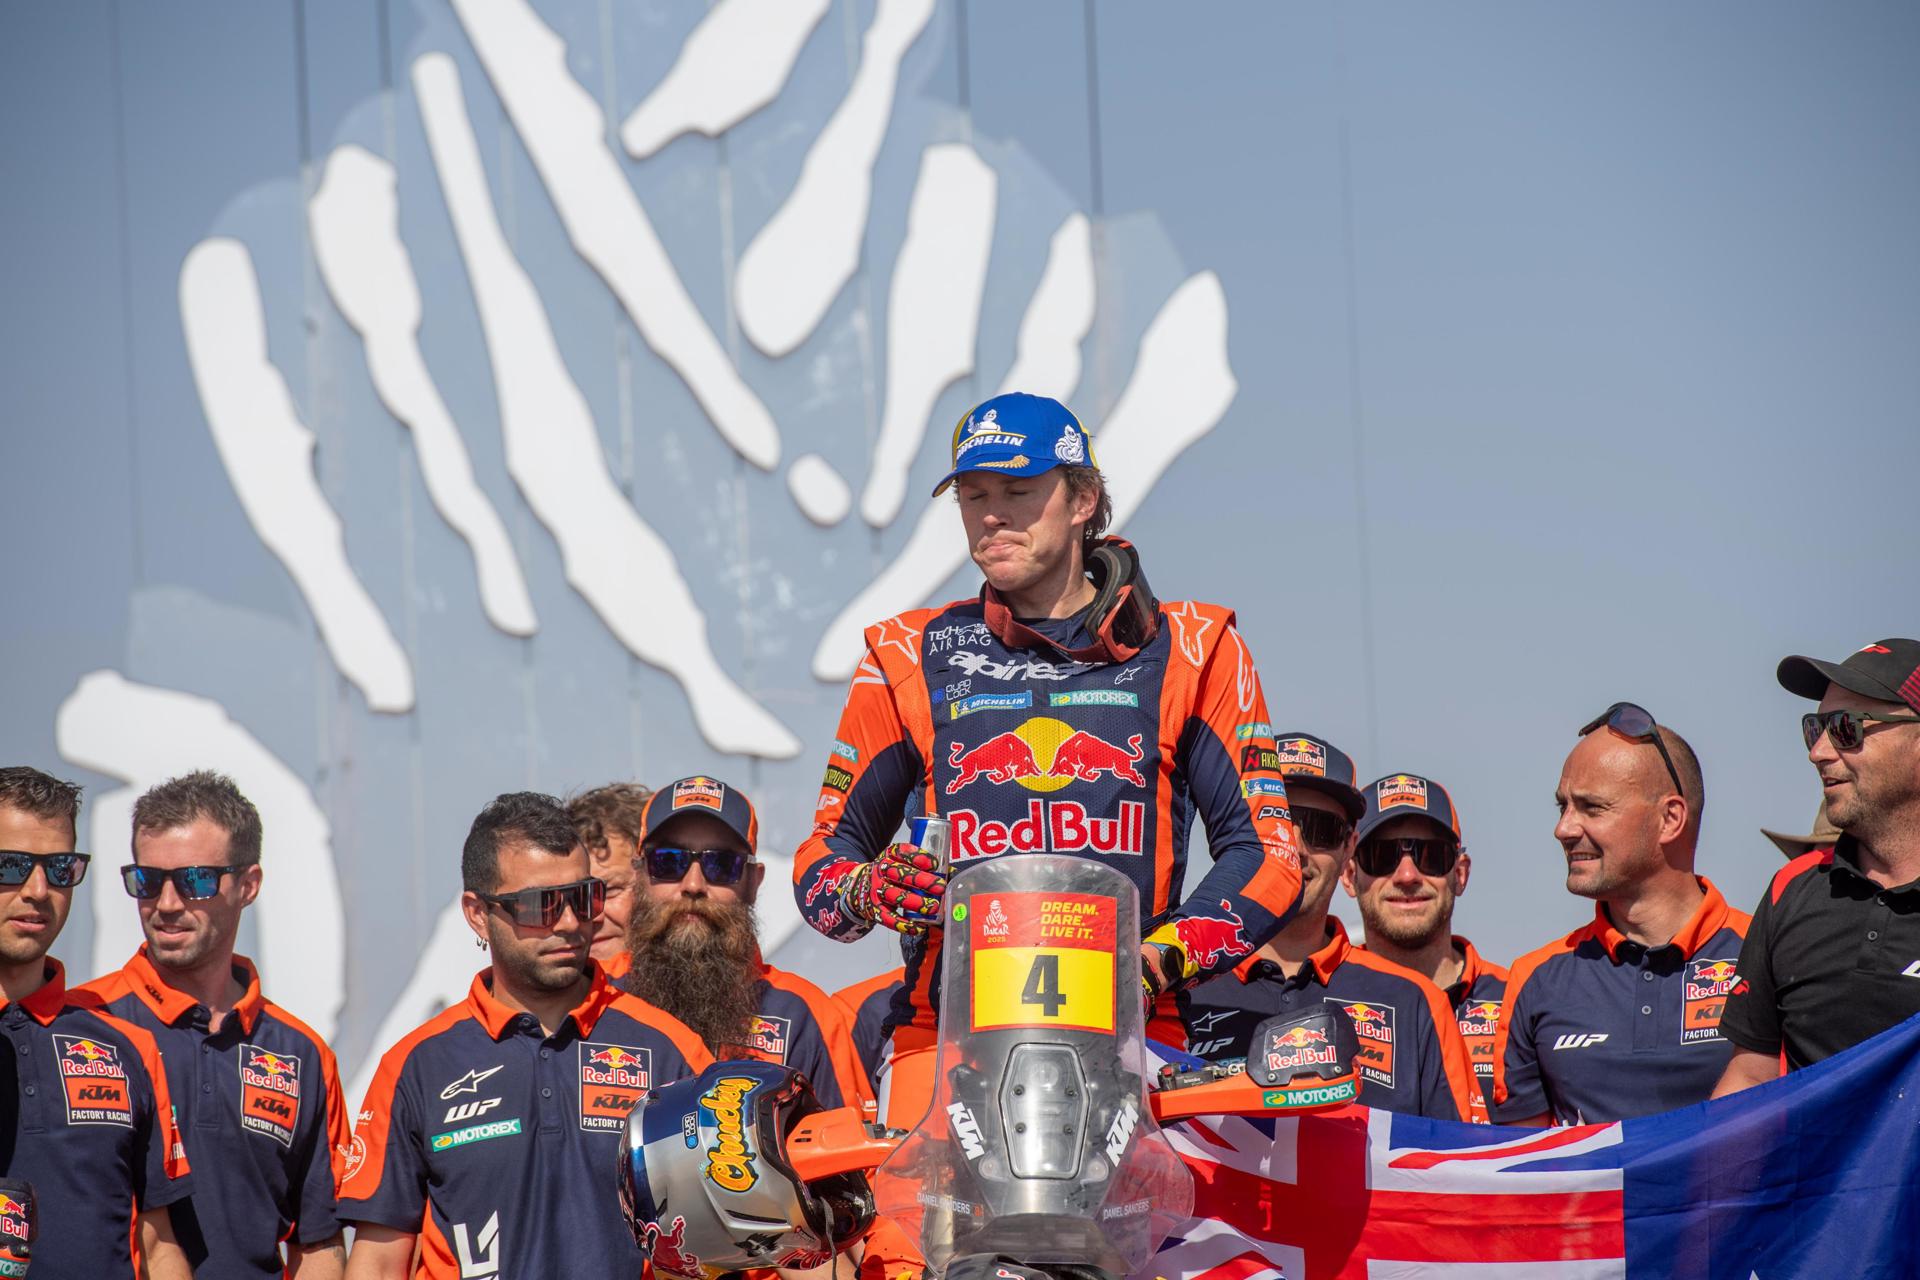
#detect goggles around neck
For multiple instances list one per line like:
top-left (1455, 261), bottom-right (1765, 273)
top-left (980, 538), bottom-right (1161, 663)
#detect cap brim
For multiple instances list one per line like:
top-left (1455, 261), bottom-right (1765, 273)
top-left (1283, 777), bottom-right (1367, 824)
top-left (1760, 827), bottom-right (1822, 859)
top-left (1356, 808), bottom-right (1455, 843)
top-left (931, 454), bottom-right (1067, 497)
top-left (1777, 654), bottom-right (1904, 704)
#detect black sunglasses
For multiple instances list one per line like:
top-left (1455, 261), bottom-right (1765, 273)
top-left (121, 864), bottom-right (245, 901)
top-left (1802, 708), bottom-right (1920, 752)
top-left (0, 851), bottom-right (91, 889)
top-left (1290, 808), bottom-right (1353, 852)
top-left (477, 877), bottom-right (605, 929)
top-left (1355, 836), bottom-right (1461, 878)
top-left (642, 846), bottom-right (752, 887)
top-left (1580, 701), bottom-right (1685, 800)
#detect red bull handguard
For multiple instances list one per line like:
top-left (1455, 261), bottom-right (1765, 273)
top-left (843, 846), bottom-right (948, 936)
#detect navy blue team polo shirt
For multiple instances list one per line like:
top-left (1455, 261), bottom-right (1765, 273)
top-left (4, 960), bottom-right (193, 1278)
top-left (339, 965), bottom-right (710, 1280)
top-left (1494, 878), bottom-right (1750, 1123)
top-left (80, 946), bottom-right (347, 1279)
top-left (1174, 919), bottom-right (1480, 1121)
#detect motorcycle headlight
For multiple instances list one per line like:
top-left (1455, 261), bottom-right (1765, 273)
top-left (998, 1044), bottom-right (1088, 1180)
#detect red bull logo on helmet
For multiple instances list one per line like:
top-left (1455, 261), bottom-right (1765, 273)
top-left (644, 1214), bottom-right (702, 1277)
top-left (950, 800), bottom-right (1146, 862)
top-left (945, 717), bottom-right (1147, 795)
top-left (1171, 900), bottom-right (1251, 971)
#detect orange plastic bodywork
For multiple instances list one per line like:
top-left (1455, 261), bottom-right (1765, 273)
top-left (786, 1106), bottom-right (906, 1181)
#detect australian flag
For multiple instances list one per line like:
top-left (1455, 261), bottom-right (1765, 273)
top-left (1146, 1013), bottom-right (1920, 1279)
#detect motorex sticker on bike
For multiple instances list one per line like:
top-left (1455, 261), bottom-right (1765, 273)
top-left (969, 891), bottom-right (1118, 1034)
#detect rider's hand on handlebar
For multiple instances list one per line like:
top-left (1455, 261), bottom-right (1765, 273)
top-left (842, 845), bottom-right (948, 935)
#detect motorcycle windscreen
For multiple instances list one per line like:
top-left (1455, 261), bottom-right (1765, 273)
top-left (874, 855), bottom-right (1193, 1275)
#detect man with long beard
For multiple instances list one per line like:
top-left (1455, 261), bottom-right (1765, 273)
top-left (618, 776), bottom-right (870, 1111)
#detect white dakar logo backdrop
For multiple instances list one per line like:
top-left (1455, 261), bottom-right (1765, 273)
top-left (51, 0), bottom-right (1237, 1094)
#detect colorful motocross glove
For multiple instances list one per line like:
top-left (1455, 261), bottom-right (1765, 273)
top-left (842, 844), bottom-right (948, 935)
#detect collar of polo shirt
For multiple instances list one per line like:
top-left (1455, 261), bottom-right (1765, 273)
top-left (120, 945), bottom-right (268, 1034)
top-left (1589, 877), bottom-right (1734, 962)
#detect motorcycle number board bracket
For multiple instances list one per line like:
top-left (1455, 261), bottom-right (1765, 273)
top-left (968, 891), bottom-right (1117, 1034)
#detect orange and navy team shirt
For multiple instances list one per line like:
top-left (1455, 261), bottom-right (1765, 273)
top-left (834, 966), bottom-right (907, 1089)
top-left (606, 950), bottom-right (873, 1111)
top-left (1444, 936), bottom-right (1508, 1113)
top-left (1, 960), bottom-right (192, 1278)
top-left (795, 598), bottom-right (1304, 1027)
top-left (1493, 878), bottom-right (1750, 1124)
top-left (79, 947), bottom-right (348, 1278)
top-left (339, 965), bottom-right (710, 1278)
top-left (1171, 919), bottom-right (1480, 1122)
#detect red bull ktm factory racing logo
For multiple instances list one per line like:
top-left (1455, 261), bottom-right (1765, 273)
top-left (943, 716), bottom-right (1149, 862)
top-left (579, 1042), bottom-right (652, 1132)
top-left (54, 1034), bottom-right (133, 1126)
top-left (1683, 959), bottom-right (1740, 1044)
top-left (1457, 1000), bottom-right (1502, 1077)
top-left (239, 1044), bottom-right (302, 1146)
top-left (1331, 1001), bottom-right (1397, 1088)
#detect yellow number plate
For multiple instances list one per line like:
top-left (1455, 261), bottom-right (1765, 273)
top-left (968, 891), bottom-right (1117, 1034)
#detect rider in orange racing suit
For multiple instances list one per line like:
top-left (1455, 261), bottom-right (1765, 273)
top-left (794, 393), bottom-right (1304, 1133)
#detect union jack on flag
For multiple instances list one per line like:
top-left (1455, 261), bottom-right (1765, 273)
top-left (1145, 1011), bottom-right (1920, 1280)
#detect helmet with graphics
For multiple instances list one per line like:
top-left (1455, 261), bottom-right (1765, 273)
top-left (618, 1060), bottom-right (876, 1277)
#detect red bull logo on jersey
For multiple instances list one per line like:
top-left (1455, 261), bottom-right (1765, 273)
top-left (54, 1033), bottom-right (133, 1126)
top-left (1330, 1000), bottom-right (1397, 1088)
top-left (945, 717), bottom-right (1148, 795)
top-left (240, 1042), bottom-right (303, 1147)
top-left (746, 1014), bottom-right (790, 1060)
top-left (1457, 1000), bottom-right (1501, 1039)
top-left (950, 800), bottom-right (1146, 862)
top-left (1172, 900), bottom-right (1251, 971)
top-left (1683, 957), bottom-right (1740, 1044)
top-left (580, 1042), bottom-right (654, 1131)
top-left (644, 1214), bottom-right (701, 1277)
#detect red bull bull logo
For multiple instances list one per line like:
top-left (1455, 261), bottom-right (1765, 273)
top-left (1171, 900), bottom-right (1251, 970)
top-left (950, 799), bottom-right (1145, 862)
top-left (583, 1044), bottom-right (650, 1088)
top-left (580, 1041), bottom-right (653, 1131)
top-left (945, 717), bottom-right (1148, 795)
top-left (1377, 775), bottom-right (1429, 811)
top-left (1265, 1022), bottom-right (1338, 1074)
top-left (803, 858), bottom-right (861, 907)
top-left (1457, 1001), bottom-right (1501, 1038)
top-left (644, 1214), bottom-right (701, 1277)
top-left (1275, 737), bottom-right (1326, 775)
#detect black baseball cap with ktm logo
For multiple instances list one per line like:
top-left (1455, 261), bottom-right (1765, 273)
top-left (1777, 638), bottom-right (1920, 715)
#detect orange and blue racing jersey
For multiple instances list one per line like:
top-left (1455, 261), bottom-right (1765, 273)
top-left (80, 946), bottom-right (350, 1279)
top-left (795, 594), bottom-right (1303, 1029)
top-left (338, 964), bottom-right (710, 1279)
top-left (3, 960), bottom-right (192, 1279)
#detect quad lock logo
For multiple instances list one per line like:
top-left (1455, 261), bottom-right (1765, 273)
top-left (701, 1075), bottom-right (761, 1191)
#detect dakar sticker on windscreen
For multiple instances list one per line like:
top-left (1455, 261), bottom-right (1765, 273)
top-left (970, 891), bottom-right (1117, 1034)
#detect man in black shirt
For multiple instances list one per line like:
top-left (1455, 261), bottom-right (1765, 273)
top-left (1715, 638), bottom-right (1920, 1096)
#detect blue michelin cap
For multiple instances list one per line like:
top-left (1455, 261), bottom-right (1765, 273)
top-left (930, 393), bottom-right (1097, 496)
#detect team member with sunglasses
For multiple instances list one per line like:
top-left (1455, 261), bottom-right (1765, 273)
top-left (612, 777), bottom-right (870, 1112)
top-left (0, 766), bottom-right (194, 1279)
top-left (1342, 771), bottom-right (1507, 1115)
top-left (1171, 739), bottom-right (1479, 1122)
top-left (1494, 706), bottom-right (1748, 1124)
top-left (80, 770), bottom-right (350, 1278)
top-left (1714, 639), bottom-right (1920, 1098)
top-left (340, 792), bottom-right (710, 1280)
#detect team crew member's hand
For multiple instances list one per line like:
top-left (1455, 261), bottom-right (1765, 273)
top-left (842, 845), bottom-right (947, 935)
